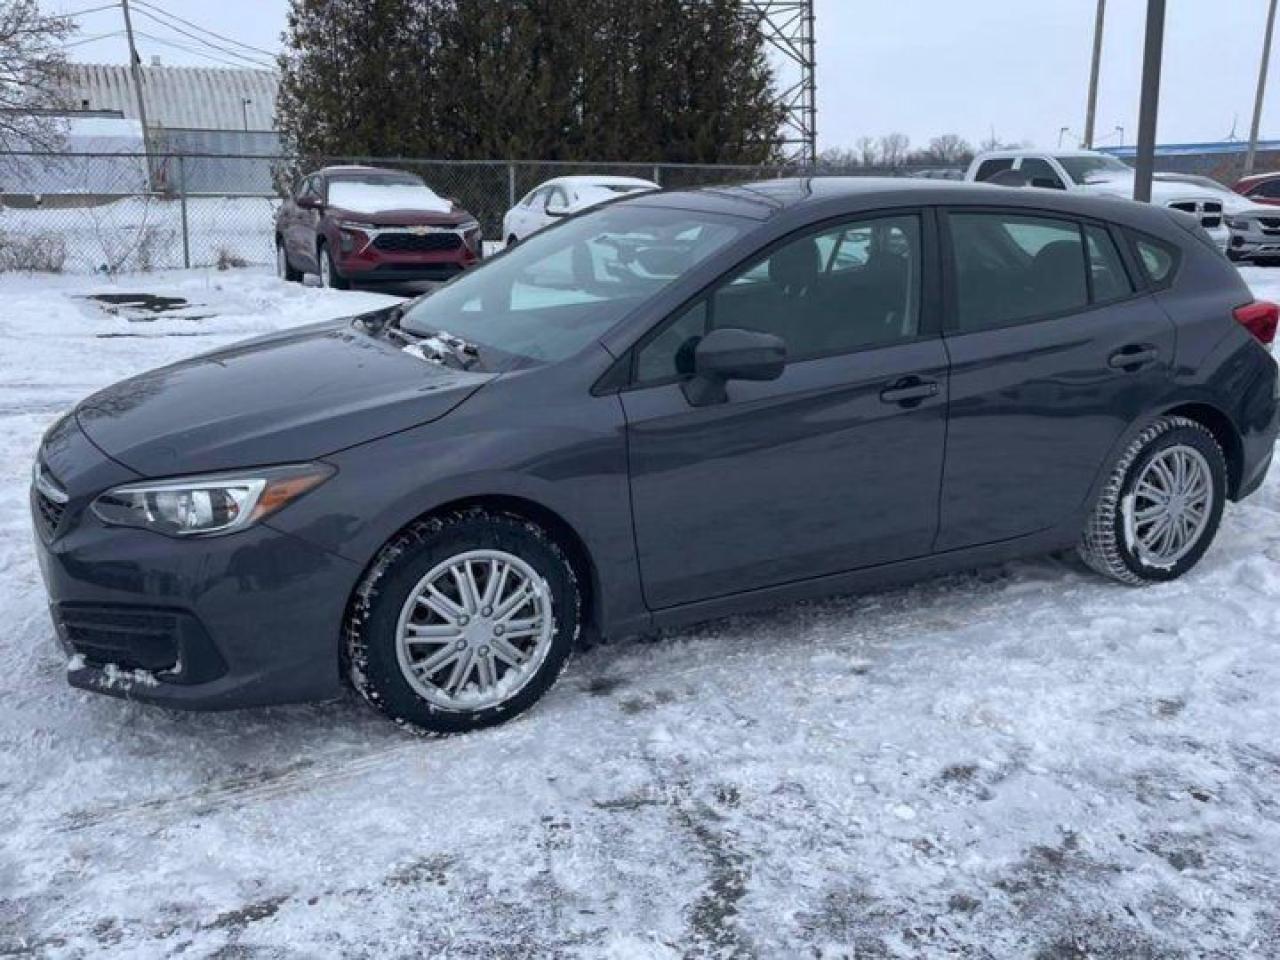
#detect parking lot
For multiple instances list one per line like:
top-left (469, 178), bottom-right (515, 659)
top-left (1, 266), bottom-right (1278, 958)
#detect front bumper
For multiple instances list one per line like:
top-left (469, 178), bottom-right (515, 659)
top-left (1229, 231), bottom-right (1280, 260)
top-left (31, 421), bottom-right (361, 710)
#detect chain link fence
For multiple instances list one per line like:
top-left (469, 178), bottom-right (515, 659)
top-left (0, 149), bottom-right (965, 275)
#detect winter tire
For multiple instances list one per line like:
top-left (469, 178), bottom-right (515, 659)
top-left (276, 239), bottom-right (302, 282)
top-left (346, 509), bottom-right (581, 735)
top-left (1079, 415), bottom-right (1227, 585)
top-left (318, 242), bottom-right (349, 290)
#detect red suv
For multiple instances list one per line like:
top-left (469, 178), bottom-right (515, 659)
top-left (1233, 171), bottom-right (1280, 207)
top-left (275, 166), bottom-right (482, 288)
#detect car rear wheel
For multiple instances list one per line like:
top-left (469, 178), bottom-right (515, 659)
top-left (346, 508), bottom-right (581, 735)
top-left (276, 239), bottom-right (302, 282)
top-left (1079, 416), bottom-right (1226, 584)
top-left (318, 242), bottom-right (349, 290)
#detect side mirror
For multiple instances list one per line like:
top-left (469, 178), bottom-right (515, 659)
top-left (681, 327), bottom-right (786, 407)
top-left (545, 200), bottom-right (571, 218)
top-left (297, 195), bottom-right (323, 211)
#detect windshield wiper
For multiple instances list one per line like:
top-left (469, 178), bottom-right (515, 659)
top-left (392, 326), bottom-right (481, 371)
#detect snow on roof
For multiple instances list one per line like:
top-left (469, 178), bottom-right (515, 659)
top-left (60, 63), bottom-right (279, 132)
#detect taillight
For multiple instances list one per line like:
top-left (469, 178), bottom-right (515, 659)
top-left (1234, 300), bottom-right (1279, 345)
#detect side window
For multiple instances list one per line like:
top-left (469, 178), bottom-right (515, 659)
top-left (1253, 179), bottom-right (1280, 199)
top-left (635, 301), bottom-right (708, 383)
top-left (1131, 234), bottom-right (1178, 287)
top-left (634, 214), bottom-right (921, 382)
top-left (1018, 157), bottom-right (1065, 190)
top-left (975, 158), bottom-right (1014, 182)
top-left (1084, 224), bottom-right (1133, 301)
top-left (949, 213), bottom-right (1088, 331)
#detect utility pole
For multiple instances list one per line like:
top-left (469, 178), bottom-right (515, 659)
top-left (1133, 0), bottom-right (1165, 203)
top-left (120, 0), bottom-right (151, 142)
top-left (1083, 0), bottom-right (1106, 148)
top-left (242, 98), bottom-right (252, 132)
top-left (1245, 0), bottom-right (1279, 177)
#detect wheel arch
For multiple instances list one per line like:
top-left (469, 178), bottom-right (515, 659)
top-left (343, 493), bottom-right (602, 669)
top-left (1158, 401), bottom-right (1243, 497)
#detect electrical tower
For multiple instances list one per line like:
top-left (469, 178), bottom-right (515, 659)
top-left (742, 0), bottom-right (817, 165)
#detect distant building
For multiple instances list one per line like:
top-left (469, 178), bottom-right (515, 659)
top-left (38, 61), bottom-right (285, 194)
top-left (1101, 139), bottom-right (1280, 184)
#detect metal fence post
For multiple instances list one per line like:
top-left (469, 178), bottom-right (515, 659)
top-left (178, 154), bottom-right (191, 269)
top-left (507, 163), bottom-right (516, 209)
top-left (653, 164), bottom-right (661, 186)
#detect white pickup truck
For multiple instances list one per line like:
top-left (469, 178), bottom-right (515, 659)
top-left (963, 149), bottom-right (1249, 249)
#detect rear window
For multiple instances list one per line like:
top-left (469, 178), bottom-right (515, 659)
top-left (974, 158), bottom-right (1014, 182)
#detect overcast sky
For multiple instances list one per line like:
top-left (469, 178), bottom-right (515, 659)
top-left (53, 0), bottom-right (1280, 152)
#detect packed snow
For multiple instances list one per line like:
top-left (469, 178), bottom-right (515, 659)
top-left (1, 265), bottom-right (1279, 957)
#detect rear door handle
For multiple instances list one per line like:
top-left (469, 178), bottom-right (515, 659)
top-left (880, 377), bottom-right (939, 406)
top-left (1108, 345), bottom-right (1160, 370)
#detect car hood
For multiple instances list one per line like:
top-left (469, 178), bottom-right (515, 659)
top-left (1079, 174), bottom-right (1239, 207)
top-left (327, 205), bottom-right (474, 227)
top-left (76, 319), bottom-right (494, 477)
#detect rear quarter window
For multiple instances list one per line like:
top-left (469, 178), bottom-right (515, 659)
top-left (1130, 233), bottom-right (1179, 288)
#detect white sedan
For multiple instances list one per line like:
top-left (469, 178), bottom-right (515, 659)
top-left (501, 176), bottom-right (659, 245)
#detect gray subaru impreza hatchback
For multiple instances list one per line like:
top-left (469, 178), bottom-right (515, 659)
top-left (32, 178), bottom-right (1280, 734)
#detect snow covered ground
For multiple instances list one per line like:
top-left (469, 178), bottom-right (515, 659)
top-left (2, 266), bottom-right (1280, 958)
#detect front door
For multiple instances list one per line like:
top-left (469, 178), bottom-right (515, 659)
top-left (935, 209), bottom-right (1176, 550)
top-left (621, 211), bottom-right (950, 609)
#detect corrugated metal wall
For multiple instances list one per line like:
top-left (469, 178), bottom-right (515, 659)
top-left (61, 63), bottom-right (279, 132)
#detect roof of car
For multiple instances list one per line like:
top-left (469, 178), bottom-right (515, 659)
top-left (541, 175), bottom-right (658, 188)
top-left (315, 165), bottom-right (412, 177)
top-left (972, 149), bottom-right (1103, 158)
top-left (1235, 171), bottom-right (1280, 186)
top-left (625, 176), bottom-right (1176, 232)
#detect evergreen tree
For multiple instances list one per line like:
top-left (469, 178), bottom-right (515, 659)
top-left (277, 0), bottom-right (784, 164)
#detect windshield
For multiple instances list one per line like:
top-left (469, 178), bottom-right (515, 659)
top-left (328, 176), bottom-right (451, 214)
top-left (398, 204), bottom-right (749, 363)
top-left (1055, 154), bottom-right (1133, 184)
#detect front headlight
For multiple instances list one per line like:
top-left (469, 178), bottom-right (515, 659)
top-left (91, 463), bottom-right (334, 537)
top-left (458, 219), bottom-right (480, 233)
top-left (339, 221), bottom-right (378, 232)
top-left (1226, 217), bottom-right (1252, 231)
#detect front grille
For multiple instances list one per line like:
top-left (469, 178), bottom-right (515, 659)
top-left (1167, 199), bottom-right (1223, 230)
top-left (373, 232), bottom-right (462, 253)
top-left (35, 489), bottom-right (65, 537)
top-left (57, 604), bottom-right (181, 673)
top-left (32, 460), bottom-right (68, 539)
top-left (1259, 217), bottom-right (1280, 229)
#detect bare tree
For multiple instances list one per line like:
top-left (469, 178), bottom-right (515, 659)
top-left (816, 146), bottom-right (860, 169)
top-left (878, 132), bottom-right (910, 167)
top-left (0, 0), bottom-right (74, 152)
top-left (855, 135), bottom-right (879, 166)
top-left (923, 133), bottom-right (974, 166)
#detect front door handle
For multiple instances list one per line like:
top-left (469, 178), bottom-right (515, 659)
top-left (1109, 345), bottom-right (1160, 371)
top-left (880, 377), bottom-right (939, 406)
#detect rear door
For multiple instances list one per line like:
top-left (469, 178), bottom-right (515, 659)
top-left (287, 175), bottom-right (323, 271)
top-left (935, 208), bottom-right (1175, 550)
top-left (621, 210), bottom-right (950, 609)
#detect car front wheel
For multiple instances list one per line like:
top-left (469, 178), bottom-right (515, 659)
top-left (1079, 415), bottom-right (1226, 584)
top-left (276, 239), bottom-right (302, 282)
top-left (346, 509), bottom-right (582, 735)
top-left (318, 242), bottom-right (349, 290)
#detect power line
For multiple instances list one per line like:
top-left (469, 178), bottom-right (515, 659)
top-left (61, 2), bottom-right (120, 16)
top-left (129, 7), bottom-right (275, 68)
top-left (132, 30), bottom-right (273, 70)
top-left (62, 29), bottom-right (125, 48)
top-left (131, 0), bottom-right (279, 59)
